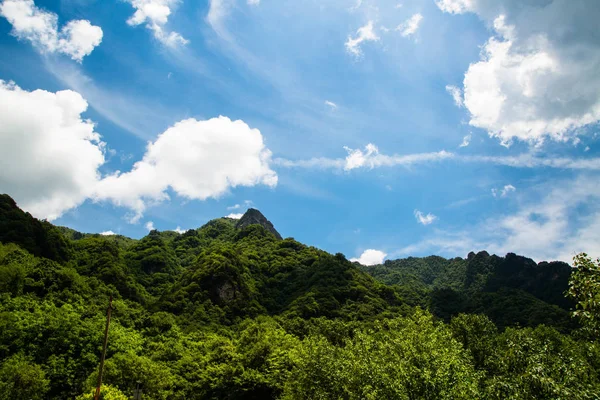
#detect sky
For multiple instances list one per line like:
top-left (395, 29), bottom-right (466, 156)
top-left (0, 0), bottom-right (599, 265)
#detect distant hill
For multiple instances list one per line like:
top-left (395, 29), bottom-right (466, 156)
top-left (358, 251), bottom-right (575, 330)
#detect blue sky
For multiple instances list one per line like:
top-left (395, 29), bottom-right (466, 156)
top-left (0, 0), bottom-right (599, 264)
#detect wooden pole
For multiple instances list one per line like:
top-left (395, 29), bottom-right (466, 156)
top-left (94, 295), bottom-right (113, 400)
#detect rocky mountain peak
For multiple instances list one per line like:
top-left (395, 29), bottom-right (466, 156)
top-left (235, 208), bottom-right (282, 240)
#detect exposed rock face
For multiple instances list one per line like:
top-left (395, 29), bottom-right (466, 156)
top-left (235, 208), bottom-right (282, 240)
top-left (217, 282), bottom-right (235, 302)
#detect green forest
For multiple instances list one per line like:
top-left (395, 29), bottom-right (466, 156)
top-left (0, 193), bottom-right (599, 399)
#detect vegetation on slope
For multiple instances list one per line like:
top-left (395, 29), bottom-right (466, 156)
top-left (0, 194), bottom-right (598, 399)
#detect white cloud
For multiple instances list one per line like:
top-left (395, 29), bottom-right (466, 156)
top-left (344, 143), bottom-right (380, 170)
top-left (275, 144), bottom-right (600, 172)
top-left (247, 0), bottom-right (260, 5)
top-left (100, 230), bottom-right (116, 236)
top-left (345, 20), bottom-right (379, 57)
top-left (397, 176), bottom-right (600, 262)
top-left (226, 213), bottom-right (243, 219)
top-left (227, 200), bottom-right (252, 210)
top-left (207, 0), bottom-right (233, 39)
top-left (0, 80), bottom-right (276, 222)
top-left (350, 249), bottom-right (387, 266)
top-left (491, 178), bottom-right (600, 261)
top-left (349, 0), bottom-right (362, 12)
top-left (0, 80), bottom-right (105, 220)
top-left (342, 144), bottom-right (453, 171)
top-left (492, 184), bottom-right (516, 198)
top-left (445, 85), bottom-right (464, 108)
top-left (173, 226), bottom-right (186, 233)
top-left (414, 210), bottom-right (437, 225)
top-left (0, 0), bottom-right (102, 62)
top-left (585, 146), bottom-right (591, 152)
top-left (396, 13), bottom-right (423, 37)
top-left (145, 221), bottom-right (155, 231)
top-left (125, 0), bottom-right (188, 46)
top-left (438, 0), bottom-right (600, 145)
top-left (95, 116), bottom-right (277, 222)
top-left (325, 100), bottom-right (338, 110)
top-left (435, 0), bottom-right (475, 14)
top-left (459, 134), bottom-right (471, 148)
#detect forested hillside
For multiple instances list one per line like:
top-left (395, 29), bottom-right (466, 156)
top-left (0, 193), bottom-right (599, 399)
top-left (359, 252), bottom-right (575, 331)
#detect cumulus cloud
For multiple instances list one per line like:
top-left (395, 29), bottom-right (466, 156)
top-left (459, 134), bottom-right (471, 148)
top-left (95, 116), bottom-right (278, 223)
top-left (126, 0), bottom-right (188, 46)
top-left (414, 210), bottom-right (437, 225)
top-left (396, 13), bottom-right (423, 37)
top-left (492, 184), bottom-right (516, 198)
top-left (145, 221), bottom-right (155, 231)
top-left (173, 226), bottom-right (186, 233)
top-left (445, 85), bottom-right (464, 108)
top-left (350, 249), bottom-right (387, 266)
top-left (435, 0), bottom-right (474, 14)
top-left (345, 21), bottom-right (379, 57)
top-left (438, 0), bottom-right (600, 145)
top-left (0, 0), bottom-right (102, 62)
top-left (0, 80), bottom-right (277, 222)
top-left (247, 0), bottom-right (260, 5)
top-left (0, 80), bottom-right (105, 220)
top-left (226, 213), bottom-right (243, 219)
top-left (100, 230), bottom-right (116, 236)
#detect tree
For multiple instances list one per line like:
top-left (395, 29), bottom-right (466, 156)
top-left (0, 354), bottom-right (49, 400)
top-left (567, 253), bottom-right (600, 336)
top-left (76, 384), bottom-right (128, 400)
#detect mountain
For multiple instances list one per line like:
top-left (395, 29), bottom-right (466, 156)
top-left (235, 208), bottom-right (283, 240)
top-left (0, 193), bottom-right (598, 400)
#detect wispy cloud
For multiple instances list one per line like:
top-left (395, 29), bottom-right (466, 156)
top-left (345, 21), bottom-right (379, 57)
top-left (44, 59), bottom-right (175, 140)
top-left (459, 134), bottom-right (471, 148)
top-left (396, 13), bottom-right (423, 37)
top-left (274, 144), bottom-right (600, 172)
top-left (396, 176), bottom-right (600, 262)
top-left (492, 184), bottom-right (516, 198)
top-left (415, 210), bottom-right (437, 225)
top-left (445, 85), bottom-right (464, 108)
top-left (325, 100), bottom-right (338, 110)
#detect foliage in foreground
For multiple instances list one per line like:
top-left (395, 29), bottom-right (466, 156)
top-left (0, 194), bottom-right (598, 399)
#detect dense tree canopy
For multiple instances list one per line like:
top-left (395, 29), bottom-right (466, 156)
top-left (0, 195), bottom-right (598, 399)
